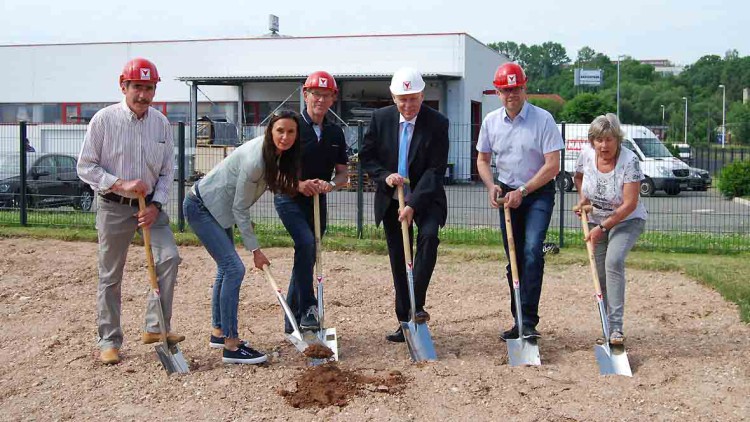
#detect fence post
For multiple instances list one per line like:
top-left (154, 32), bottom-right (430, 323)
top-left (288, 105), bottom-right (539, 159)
top-left (558, 122), bottom-right (566, 248)
top-left (19, 121), bottom-right (28, 226)
top-left (177, 122), bottom-right (186, 232)
top-left (356, 121), bottom-right (364, 239)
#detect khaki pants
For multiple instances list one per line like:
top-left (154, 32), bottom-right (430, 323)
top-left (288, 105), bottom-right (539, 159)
top-left (95, 198), bottom-right (180, 349)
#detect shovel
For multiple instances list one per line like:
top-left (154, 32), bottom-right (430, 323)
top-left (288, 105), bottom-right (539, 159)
top-left (139, 196), bottom-right (190, 375)
top-left (575, 205), bottom-right (633, 377)
top-left (312, 193), bottom-right (339, 362)
top-left (397, 184), bottom-right (437, 362)
top-left (261, 265), bottom-right (310, 354)
top-left (499, 197), bottom-right (541, 366)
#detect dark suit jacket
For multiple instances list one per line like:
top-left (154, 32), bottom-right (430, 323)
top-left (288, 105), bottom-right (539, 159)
top-left (360, 104), bottom-right (449, 226)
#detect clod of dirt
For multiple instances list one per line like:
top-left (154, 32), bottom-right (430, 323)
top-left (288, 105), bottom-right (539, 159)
top-left (279, 363), bottom-right (406, 408)
top-left (303, 344), bottom-right (334, 359)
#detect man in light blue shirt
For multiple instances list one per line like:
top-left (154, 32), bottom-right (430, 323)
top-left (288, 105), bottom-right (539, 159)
top-left (476, 62), bottom-right (563, 341)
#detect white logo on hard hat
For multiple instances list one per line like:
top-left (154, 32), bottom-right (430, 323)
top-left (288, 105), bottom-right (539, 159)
top-left (140, 68), bottom-right (151, 80)
top-left (507, 74), bottom-right (517, 86)
top-left (403, 81), bottom-right (412, 91)
top-left (319, 77), bottom-right (328, 88)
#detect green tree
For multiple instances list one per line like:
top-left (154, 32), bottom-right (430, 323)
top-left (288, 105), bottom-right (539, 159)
top-left (527, 97), bottom-right (563, 120)
top-left (487, 41), bottom-right (522, 62)
top-left (727, 102), bottom-right (750, 145)
top-left (560, 93), bottom-right (614, 123)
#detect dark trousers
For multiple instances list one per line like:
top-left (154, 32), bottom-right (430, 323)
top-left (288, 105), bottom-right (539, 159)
top-left (382, 199), bottom-right (441, 323)
top-left (274, 193), bottom-right (327, 323)
top-left (498, 190), bottom-right (555, 328)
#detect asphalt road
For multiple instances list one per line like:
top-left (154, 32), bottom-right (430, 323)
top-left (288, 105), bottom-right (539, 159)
top-left (155, 183), bottom-right (749, 235)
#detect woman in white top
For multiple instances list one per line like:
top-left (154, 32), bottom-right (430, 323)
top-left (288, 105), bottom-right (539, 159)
top-left (574, 113), bottom-right (647, 346)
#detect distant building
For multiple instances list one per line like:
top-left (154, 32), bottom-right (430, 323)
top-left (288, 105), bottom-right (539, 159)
top-left (0, 31), bottom-right (507, 182)
top-left (637, 59), bottom-right (684, 76)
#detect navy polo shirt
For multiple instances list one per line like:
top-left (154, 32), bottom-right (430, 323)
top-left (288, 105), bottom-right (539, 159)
top-left (299, 109), bottom-right (348, 181)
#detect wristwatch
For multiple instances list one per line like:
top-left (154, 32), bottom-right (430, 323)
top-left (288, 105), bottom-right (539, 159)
top-left (151, 201), bottom-right (163, 212)
top-left (518, 185), bottom-right (529, 197)
top-left (329, 181), bottom-right (337, 190)
top-left (598, 224), bottom-right (608, 233)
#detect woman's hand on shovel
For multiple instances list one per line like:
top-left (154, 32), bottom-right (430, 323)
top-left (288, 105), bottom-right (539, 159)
top-left (252, 249), bottom-right (271, 270)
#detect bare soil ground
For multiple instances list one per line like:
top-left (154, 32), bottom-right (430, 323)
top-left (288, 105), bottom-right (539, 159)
top-left (0, 238), bottom-right (748, 421)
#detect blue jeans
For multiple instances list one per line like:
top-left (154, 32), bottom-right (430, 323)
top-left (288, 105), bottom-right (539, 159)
top-left (273, 193), bottom-right (327, 322)
top-left (183, 193), bottom-right (244, 338)
top-left (499, 191), bottom-right (555, 328)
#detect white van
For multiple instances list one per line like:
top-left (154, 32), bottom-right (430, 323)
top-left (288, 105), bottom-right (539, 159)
top-left (674, 143), bottom-right (691, 162)
top-left (557, 124), bottom-right (691, 196)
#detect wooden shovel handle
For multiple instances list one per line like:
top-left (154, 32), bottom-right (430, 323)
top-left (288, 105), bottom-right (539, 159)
top-left (261, 264), bottom-right (280, 292)
top-left (397, 184), bottom-right (412, 263)
top-left (575, 205), bottom-right (604, 296)
top-left (503, 204), bottom-right (520, 284)
top-left (138, 196), bottom-right (159, 291)
top-left (313, 194), bottom-right (322, 278)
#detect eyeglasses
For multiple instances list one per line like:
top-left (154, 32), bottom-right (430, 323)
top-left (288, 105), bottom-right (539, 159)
top-left (308, 91), bottom-right (335, 100)
top-left (497, 86), bottom-right (524, 95)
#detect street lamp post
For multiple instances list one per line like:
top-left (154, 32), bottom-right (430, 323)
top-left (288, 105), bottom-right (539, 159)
top-left (719, 84), bottom-right (726, 148)
top-left (615, 55), bottom-right (628, 120)
top-left (616, 56), bottom-right (623, 119)
top-left (660, 104), bottom-right (665, 126)
top-left (682, 97), bottom-right (688, 144)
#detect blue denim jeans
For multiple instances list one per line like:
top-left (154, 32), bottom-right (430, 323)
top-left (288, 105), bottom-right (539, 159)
top-left (183, 193), bottom-right (244, 338)
top-left (273, 193), bottom-right (327, 322)
top-left (499, 190), bottom-right (555, 328)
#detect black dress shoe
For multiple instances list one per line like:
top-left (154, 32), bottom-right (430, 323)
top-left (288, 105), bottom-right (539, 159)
top-left (500, 326), bottom-right (519, 342)
top-left (386, 327), bottom-right (405, 343)
top-left (522, 326), bottom-right (541, 339)
top-left (414, 310), bottom-right (431, 324)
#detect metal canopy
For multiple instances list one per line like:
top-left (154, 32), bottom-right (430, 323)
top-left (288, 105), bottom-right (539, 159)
top-left (176, 72), bottom-right (461, 85)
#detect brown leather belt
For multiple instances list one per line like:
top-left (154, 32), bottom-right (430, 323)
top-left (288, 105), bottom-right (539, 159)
top-left (99, 192), bottom-right (153, 207)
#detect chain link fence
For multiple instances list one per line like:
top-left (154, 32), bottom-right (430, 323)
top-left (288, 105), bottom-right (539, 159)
top-left (1, 120), bottom-right (749, 253)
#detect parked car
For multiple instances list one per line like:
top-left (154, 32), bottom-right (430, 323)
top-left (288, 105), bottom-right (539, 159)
top-left (0, 153), bottom-right (94, 211)
top-left (688, 167), bottom-right (712, 191)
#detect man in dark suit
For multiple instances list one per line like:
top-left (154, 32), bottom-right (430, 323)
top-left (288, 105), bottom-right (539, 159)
top-left (360, 67), bottom-right (449, 343)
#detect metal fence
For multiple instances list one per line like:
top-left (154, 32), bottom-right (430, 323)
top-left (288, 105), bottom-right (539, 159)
top-left (1, 120), bottom-right (749, 253)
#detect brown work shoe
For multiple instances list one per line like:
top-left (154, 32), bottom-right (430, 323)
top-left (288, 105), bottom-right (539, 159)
top-left (142, 332), bottom-right (186, 345)
top-left (100, 348), bottom-right (120, 365)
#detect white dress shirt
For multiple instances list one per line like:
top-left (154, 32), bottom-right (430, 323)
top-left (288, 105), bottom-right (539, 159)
top-left (77, 100), bottom-right (174, 205)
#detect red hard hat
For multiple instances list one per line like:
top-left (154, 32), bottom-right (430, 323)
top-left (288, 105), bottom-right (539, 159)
top-left (304, 71), bottom-right (338, 94)
top-left (119, 57), bottom-right (161, 85)
top-left (493, 62), bottom-right (527, 89)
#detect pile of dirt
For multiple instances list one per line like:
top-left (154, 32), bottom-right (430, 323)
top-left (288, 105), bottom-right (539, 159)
top-left (303, 343), bottom-right (334, 359)
top-left (279, 364), bottom-right (406, 408)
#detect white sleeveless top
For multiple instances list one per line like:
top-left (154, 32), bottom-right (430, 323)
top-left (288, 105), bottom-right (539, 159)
top-left (574, 145), bottom-right (648, 224)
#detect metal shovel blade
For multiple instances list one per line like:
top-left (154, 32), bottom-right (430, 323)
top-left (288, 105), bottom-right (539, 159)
top-left (303, 327), bottom-right (339, 366)
top-left (149, 295), bottom-right (190, 374)
top-left (507, 338), bottom-right (541, 367)
top-left (275, 293), bottom-right (310, 353)
top-left (401, 320), bottom-right (438, 362)
top-left (154, 343), bottom-right (190, 374)
top-left (594, 343), bottom-right (632, 377)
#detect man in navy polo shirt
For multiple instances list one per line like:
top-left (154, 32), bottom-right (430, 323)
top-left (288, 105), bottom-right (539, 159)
top-left (275, 71), bottom-right (349, 332)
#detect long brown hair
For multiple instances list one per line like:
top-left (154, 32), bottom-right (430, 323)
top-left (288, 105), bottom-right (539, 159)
top-left (263, 110), bottom-right (301, 195)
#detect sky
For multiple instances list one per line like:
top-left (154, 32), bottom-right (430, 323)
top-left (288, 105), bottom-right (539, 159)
top-left (1, 0), bottom-right (747, 66)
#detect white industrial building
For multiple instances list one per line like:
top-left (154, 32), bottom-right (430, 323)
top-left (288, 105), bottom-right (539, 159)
top-left (0, 31), bottom-right (507, 181)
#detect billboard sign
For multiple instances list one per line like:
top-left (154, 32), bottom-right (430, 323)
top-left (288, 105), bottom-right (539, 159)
top-left (574, 68), bottom-right (604, 86)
